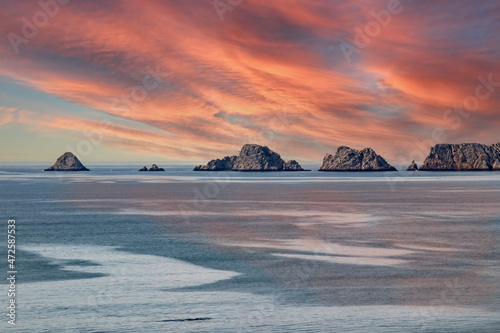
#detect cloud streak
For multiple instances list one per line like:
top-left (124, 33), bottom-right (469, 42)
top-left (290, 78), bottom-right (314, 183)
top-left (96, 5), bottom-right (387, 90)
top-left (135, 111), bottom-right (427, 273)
top-left (0, 0), bottom-right (499, 163)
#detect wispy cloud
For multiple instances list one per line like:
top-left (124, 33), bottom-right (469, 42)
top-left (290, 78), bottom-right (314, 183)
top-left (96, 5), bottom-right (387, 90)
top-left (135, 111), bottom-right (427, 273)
top-left (0, 0), bottom-right (499, 162)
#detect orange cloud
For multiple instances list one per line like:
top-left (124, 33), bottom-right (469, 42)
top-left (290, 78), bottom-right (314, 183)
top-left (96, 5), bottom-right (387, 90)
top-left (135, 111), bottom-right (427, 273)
top-left (0, 0), bottom-right (498, 163)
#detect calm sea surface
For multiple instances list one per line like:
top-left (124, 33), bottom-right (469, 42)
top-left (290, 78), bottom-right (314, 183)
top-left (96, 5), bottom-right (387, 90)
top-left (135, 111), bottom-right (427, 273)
top-left (0, 165), bottom-right (499, 332)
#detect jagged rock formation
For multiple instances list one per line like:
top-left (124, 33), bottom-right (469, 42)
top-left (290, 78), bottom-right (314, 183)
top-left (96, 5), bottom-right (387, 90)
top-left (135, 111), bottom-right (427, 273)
top-left (407, 160), bottom-right (418, 171)
top-left (194, 156), bottom-right (237, 171)
top-left (283, 160), bottom-right (304, 171)
top-left (138, 166), bottom-right (148, 171)
top-left (319, 146), bottom-right (396, 171)
top-left (232, 144), bottom-right (291, 171)
top-left (148, 164), bottom-right (165, 171)
top-left (194, 144), bottom-right (306, 171)
top-left (44, 152), bottom-right (89, 171)
top-left (420, 143), bottom-right (500, 171)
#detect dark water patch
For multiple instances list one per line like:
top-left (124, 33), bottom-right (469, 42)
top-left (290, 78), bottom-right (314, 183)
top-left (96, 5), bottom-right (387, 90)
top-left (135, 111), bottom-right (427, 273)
top-left (158, 317), bottom-right (212, 322)
top-left (0, 250), bottom-right (106, 284)
top-left (60, 259), bottom-right (102, 266)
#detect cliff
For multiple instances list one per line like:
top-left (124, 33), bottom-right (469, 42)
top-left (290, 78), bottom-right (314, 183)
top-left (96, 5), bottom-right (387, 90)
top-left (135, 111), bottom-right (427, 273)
top-left (420, 143), bottom-right (500, 171)
top-left (194, 144), bottom-right (306, 171)
top-left (44, 152), bottom-right (89, 171)
top-left (319, 146), bottom-right (396, 171)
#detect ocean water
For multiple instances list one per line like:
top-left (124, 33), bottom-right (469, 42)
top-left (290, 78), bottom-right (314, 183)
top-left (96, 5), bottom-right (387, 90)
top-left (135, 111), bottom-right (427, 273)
top-left (0, 165), bottom-right (499, 332)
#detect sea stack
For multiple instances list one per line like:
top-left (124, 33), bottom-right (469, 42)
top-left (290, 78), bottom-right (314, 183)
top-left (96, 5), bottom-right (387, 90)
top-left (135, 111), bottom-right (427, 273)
top-left (44, 152), bottom-right (89, 171)
top-left (420, 143), bottom-right (500, 171)
top-left (194, 144), bottom-right (306, 171)
top-left (138, 166), bottom-right (148, 171)
top-left (319, 146), bottom-right (397, 171)
top-left (407, 160), bottom-right (418, 171)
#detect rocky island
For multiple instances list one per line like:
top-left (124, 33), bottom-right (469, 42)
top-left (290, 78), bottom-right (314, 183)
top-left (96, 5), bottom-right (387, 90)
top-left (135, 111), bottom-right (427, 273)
top-left (194, 144), bottom-right (306, 171)
top-left (44, 152), bottom-right (89, 171)
top-left (139, 164), bottom-right (165, 171)
top-left (407, 160), bottom-right (418, 171)
top-left (319, 146), bottom-right (397, 171)
top-left (420, 143), bottom-right (500, 171)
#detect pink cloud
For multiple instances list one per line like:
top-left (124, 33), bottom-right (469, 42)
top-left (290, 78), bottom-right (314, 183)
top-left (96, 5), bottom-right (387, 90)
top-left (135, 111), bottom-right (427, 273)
top-left (0, 0), bottom-right (498, 163)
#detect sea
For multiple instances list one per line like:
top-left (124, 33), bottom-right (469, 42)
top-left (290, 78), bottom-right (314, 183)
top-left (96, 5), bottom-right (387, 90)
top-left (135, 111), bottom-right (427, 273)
top-left (0, 165), bottom-right (499, 332)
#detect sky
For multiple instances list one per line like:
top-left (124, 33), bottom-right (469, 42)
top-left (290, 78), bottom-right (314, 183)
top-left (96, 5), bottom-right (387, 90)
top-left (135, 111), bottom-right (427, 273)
top-left (0, 0), bottom-right (499, 164)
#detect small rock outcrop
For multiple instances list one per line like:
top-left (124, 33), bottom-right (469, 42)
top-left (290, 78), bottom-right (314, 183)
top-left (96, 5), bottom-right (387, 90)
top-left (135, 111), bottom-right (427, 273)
top-left (407, 160), bottom-right (418, 171)
top-left (149, 164), bottom-right (165, 171)
top-left (194, 144), bottom-right (306, 171)
top-left (420, 143), bottom-right (500, 171)
top-left (319, 146), bottom-right (397, 171)
top-left (283, 159), bottom-right (304, 171)
top-left (138, 166), bottom-right (148, 171)
top-left (44, 152), bottom-right (89, 171)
